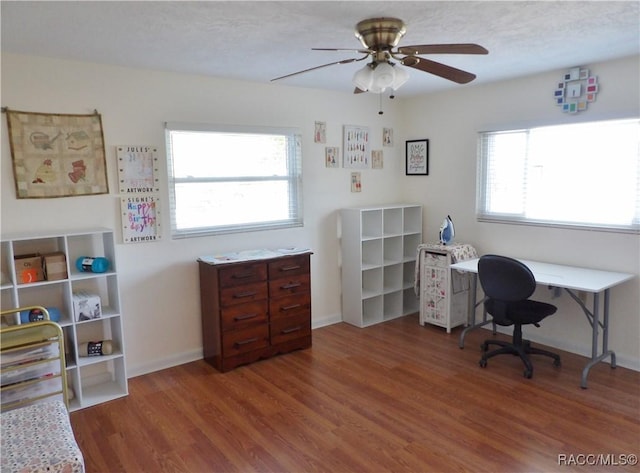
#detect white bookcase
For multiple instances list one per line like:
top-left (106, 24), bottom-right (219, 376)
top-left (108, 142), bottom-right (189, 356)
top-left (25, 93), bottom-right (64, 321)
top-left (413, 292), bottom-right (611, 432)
top-left (1, 228), bottom-right (127, 411)
top-left (340, 204), bottom-right (422, 327)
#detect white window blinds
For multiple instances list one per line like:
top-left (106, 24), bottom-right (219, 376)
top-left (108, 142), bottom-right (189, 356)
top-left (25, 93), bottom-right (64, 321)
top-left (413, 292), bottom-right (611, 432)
top-left (165, 123), bottom-right (303, 238)
top-left (477, 119), bottom-right (640, 233)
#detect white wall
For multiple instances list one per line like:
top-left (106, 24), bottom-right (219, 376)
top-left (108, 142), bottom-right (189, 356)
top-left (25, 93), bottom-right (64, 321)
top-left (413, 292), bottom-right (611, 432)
top-left (1, 53), bottom-right (403, 376)
top-left (2, 53), bottom-right (638, 375)
top-left (397, 55), bottom-right (640, 369)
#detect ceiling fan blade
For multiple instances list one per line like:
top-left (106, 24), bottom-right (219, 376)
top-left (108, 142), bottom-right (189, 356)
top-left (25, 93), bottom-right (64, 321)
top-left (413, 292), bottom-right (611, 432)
top-left (271, 58), bottom-right (358, 81)
top-left (313, 48), bottom-right (372, 54)
top-left (271, 57), bottom-right (365, 82)
top-left (398, 43), bottom-right (488, 55)
top-left (402, 57), bottom-right (477, 84)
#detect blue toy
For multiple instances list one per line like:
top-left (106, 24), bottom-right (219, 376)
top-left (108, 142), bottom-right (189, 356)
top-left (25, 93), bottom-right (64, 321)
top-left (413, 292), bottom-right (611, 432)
top-left (19, 307), bottom-right (61, 323)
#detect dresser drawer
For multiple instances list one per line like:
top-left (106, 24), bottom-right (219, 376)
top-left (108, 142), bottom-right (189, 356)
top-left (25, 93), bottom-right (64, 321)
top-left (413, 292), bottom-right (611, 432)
top-left (219, 262), bottom-right (267, 288)
top-left (270, 313), bottom-right (311, 345)
top-left (269, 273), bottom-right (310, 298)
top-left (221, 300), bottom-right (268, 330)
top-left (268, 255), bottom-right (309, 279)
top-left (220, 281), bottom-right (268, 307)
top-left (269, 292), bottom-right (311, 319)
top-left (199, 251), bottom-right (312, 372)
top-left (222, 324), bottom-right (269, 356)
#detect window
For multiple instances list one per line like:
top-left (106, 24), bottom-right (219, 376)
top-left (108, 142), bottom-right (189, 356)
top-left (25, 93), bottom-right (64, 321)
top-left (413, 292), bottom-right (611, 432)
top-left (477, 119), bottom-right (640, 233)
top-left (166, 123), bottom-right (303, 238)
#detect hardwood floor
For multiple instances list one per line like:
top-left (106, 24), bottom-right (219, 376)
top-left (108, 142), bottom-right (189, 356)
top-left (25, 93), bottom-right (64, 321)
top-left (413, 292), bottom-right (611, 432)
top-left (70, 315), bottom-right (640, 472)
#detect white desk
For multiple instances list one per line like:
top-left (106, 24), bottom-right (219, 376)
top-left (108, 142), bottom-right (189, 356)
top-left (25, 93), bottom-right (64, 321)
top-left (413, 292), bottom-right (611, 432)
top-left (451, 257), bottom-right (634, 388)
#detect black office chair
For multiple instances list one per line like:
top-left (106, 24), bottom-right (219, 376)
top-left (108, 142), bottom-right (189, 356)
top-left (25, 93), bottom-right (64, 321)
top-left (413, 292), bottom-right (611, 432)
top-left (477, 255), bottom-right (561, 378)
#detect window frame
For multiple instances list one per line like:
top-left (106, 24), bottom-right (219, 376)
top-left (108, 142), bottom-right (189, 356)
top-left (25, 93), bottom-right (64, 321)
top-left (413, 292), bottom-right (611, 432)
top-left (476, 118), bottom-right (640, 234)
top-left (165, 122), bottom-right (304, 238)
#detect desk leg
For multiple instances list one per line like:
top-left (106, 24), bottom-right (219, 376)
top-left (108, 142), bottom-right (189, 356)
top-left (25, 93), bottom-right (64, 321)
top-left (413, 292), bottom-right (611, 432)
top-left (580, 288), bottom-right (616, 389)
top-left (458, 274), bottom-right (491, 348)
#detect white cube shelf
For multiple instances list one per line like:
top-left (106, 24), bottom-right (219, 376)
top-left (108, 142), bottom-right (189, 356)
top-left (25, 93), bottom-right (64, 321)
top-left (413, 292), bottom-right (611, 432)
top-left (1, 228), bottom-right (128, 411)
top-left (340, 204), bottom-right (422, 327)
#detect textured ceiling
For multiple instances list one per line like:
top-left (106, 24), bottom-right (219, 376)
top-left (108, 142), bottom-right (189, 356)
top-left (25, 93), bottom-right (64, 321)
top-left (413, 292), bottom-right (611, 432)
top-left (2, 1), bottom-right (639, 97)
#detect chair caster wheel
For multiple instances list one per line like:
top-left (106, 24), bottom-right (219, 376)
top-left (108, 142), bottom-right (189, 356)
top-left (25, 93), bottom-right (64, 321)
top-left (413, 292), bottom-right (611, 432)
top-left (524, 369), bottom-right (533, 379)
top-left (479, 359), bottom-right (487, 368)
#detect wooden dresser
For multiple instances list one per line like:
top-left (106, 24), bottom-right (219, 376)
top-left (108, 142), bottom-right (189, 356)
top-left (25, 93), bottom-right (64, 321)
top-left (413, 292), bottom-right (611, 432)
top-left (198, 250), bottom-right (312, 372)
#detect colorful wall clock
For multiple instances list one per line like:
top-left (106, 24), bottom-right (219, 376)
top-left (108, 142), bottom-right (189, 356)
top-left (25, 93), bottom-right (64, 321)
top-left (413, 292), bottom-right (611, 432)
top-left (554, 67), bottom-right (599, 114)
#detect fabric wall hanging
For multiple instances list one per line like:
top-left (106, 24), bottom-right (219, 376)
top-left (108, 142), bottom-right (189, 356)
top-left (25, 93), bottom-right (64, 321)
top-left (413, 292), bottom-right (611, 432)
top-left (5, 109), bottom-right (108, 198)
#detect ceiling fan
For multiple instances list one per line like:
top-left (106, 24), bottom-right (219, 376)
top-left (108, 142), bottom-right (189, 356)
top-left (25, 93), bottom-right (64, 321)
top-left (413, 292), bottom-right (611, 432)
top-left (271, 17), bottom-right (488, 94)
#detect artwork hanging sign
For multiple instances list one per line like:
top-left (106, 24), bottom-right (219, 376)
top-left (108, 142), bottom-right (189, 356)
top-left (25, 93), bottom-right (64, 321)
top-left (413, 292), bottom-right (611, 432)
top-left (5, 109), bottom-right (108, 198)
top-left (120, 195), bottom-right (161, 243)
top-left (116, 145), bottom-right (160, 193)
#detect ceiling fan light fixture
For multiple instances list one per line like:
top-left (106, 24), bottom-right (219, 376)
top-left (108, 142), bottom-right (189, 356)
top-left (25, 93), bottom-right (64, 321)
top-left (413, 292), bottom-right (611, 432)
top-left (353, 61), bottom-right (409, 93)
top-left (368, 83), bottom-right (384, 94)
top-left (352, 65), bottom-right (374, 91)
top-left (372, 62), bottom-right (395, 89)
top-left (391, 64), bottom-right (409, 90)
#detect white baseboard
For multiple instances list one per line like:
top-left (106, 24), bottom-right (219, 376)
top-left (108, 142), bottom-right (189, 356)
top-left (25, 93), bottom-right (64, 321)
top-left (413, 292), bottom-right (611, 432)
top-left (127, 315), bottom-right (344, 378)
top-left (127, 348), bottom-right (202, 378)
top-left (480, 325), bottom-right (640, 372)
top-left (312, 313), bottom-right (342, 329)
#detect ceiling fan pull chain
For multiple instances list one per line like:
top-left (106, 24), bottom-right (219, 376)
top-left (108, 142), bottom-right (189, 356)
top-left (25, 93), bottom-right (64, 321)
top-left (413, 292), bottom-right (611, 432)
top-left (378, 93), bottom-right (383, 115)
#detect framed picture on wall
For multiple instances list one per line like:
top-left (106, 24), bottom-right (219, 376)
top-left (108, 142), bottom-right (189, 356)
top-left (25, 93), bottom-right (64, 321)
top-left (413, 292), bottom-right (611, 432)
top-left (406, 139), bottom-right (429, 175)
top-left (121, 195), bottom-right (161, 243)
top-left (383, 127), bottom-right (393, 146)
top-left (343, 125), bottom-right (371, 169)
top-left (117, 145), bottom-right (160, 193)
top-left (314, 121), bottom-right (326, 143)
top-left (325, 146), bottom-right (339, 168)
top-left (372, 150), bottom-right (383, 169)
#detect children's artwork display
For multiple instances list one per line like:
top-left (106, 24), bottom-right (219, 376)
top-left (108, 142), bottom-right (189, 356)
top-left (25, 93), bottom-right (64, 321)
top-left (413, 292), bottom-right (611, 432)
top-left (343, 125), bottom-right (371, 169)
top-left (117, 144), bottom-right (161, 243)
top-left (5, 109), bottom-right (108, 198)
top-left (116, 145), bottom-right (160, 193)
top-left (120, 195), bottom-right (161, 243)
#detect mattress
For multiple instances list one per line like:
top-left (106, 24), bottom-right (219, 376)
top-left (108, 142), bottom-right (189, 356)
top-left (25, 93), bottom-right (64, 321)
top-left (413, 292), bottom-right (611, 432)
top-left (1, 400), bottom-right (84, 473)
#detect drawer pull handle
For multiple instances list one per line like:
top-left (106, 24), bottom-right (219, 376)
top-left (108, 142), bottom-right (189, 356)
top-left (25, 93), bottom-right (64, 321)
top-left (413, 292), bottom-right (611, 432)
top-left (234, 313), bottom-right (258, 321)
top-left (281, 282), bottom-right (301, 290)
top-left (234, 337), bottom-right (258, 347)
top-left (281, 326), bottom-right (302, 334)
top-left (280, 265), bottom-right (301, 272)
top-left (232, 272), bottom-right (255, 279)
top-left (234, 291), bottom-right (257, 298)
top-left (281, 303), bottom-right (301, 311)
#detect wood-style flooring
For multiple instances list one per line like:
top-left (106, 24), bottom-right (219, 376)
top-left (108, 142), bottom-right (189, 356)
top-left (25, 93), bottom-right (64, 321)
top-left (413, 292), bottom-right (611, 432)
top-left (70, 315), bottom-right (640, 472)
